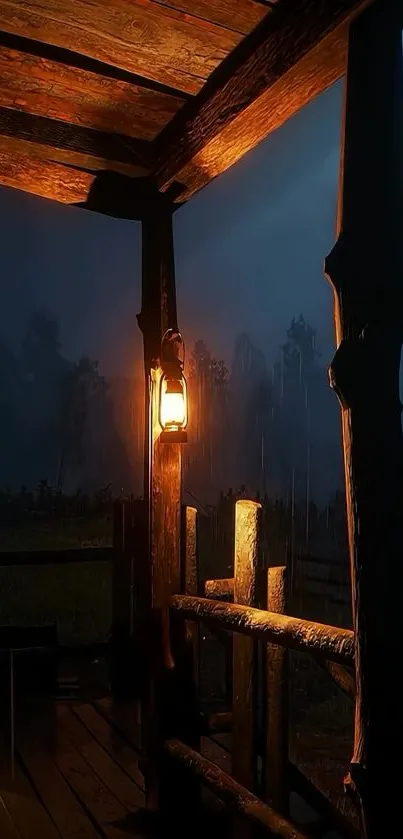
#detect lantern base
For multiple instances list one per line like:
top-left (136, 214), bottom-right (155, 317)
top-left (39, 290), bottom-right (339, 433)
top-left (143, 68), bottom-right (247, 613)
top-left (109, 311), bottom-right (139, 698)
top-left (160, 429), bottom-right (188, 444)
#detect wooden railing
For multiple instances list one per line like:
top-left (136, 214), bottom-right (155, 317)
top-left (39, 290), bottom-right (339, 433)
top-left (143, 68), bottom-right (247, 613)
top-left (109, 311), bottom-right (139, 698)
top-left (0, 547), bottom-right (114, 566)
top-left (146, 500), bottom-right (358, 839)
top-left (0, 499), bottom-right (144, 696)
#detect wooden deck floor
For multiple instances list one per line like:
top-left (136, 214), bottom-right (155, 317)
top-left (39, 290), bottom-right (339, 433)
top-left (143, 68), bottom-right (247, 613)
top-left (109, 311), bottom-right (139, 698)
top-left (0, 693), bottom-right (350, 839)
top-left (0, 697), bottom-right (146, 839)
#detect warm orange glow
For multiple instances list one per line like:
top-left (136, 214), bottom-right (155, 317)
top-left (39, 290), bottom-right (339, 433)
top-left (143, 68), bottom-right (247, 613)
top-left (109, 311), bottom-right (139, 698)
top-left (160, 376), bottom-right (187, 431)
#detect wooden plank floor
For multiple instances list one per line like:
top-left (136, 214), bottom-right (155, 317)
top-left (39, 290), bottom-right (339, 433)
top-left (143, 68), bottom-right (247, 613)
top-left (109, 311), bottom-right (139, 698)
top-left (0, 698), bottom-right (146, 839)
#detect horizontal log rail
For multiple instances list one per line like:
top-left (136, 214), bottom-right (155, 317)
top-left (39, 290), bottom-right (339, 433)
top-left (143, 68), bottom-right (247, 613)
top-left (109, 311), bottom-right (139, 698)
top-left (288, 763), bottom-right (360, 839)
top-left (164, 738), bottom-right (311, 839)
top-left (314, 657), bottom-right (356, 701)
top-left (170, 595), bottom-right (354, 665)
top-left (205, 562), bottom-right (351, 602)
top-left (0, 547), bottom-right (115, 567)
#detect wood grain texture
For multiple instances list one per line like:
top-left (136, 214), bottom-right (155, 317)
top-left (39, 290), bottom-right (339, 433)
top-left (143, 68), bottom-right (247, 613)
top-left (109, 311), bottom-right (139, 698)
top-left (324, 1), bottom-right (403, 834)
top-left (0, 737), bottom-right (61, 839)
top-left (154, 0), bottom-right (372, 198)
top-left (148, 0), bottom-right (269, 34)
top-left (72, 703), bottom-right (144, 790)
top-left (266, 566), bottom-right (288, 814)
top-left (164, 739), bottom-right (311, 839)
top-left (171, 595), bottom-right (355, 665)
top-left (16, 716), bottom-right (100, 839)
top-left (232, 500), bottom-right (262, 793)
top-left (0, 0), bottom-right (240, 95)
top-left (57, 704), bottom-right (144, 812)
top-left (204, 576), bottom-right (234, 600)
top-left (0, 143), bottom-right (95, 202)
top-left (0, 108), bottom-right (151, 174)
top-left (0, 42), bottom-right (185, 140)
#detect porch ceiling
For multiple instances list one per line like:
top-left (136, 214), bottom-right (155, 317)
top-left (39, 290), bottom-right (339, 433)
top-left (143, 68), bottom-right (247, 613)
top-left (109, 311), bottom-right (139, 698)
top-left (0, 0), bottom-right (372, 215)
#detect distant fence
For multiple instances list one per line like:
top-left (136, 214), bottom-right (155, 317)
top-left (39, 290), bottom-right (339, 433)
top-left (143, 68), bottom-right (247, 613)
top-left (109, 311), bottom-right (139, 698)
top-left (0, 547), bottom-right (114, 567)
top-left (293, 553), bottom-right (350, 603)
top-left (291, 552), bottom-right (351, 628)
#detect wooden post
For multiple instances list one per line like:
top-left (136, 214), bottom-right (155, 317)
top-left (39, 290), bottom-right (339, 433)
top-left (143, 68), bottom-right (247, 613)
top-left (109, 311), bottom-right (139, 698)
top-left (111, 498), bottom-right (146, 698)
top-left (139, 191), bottom-right (198, 824)
top-left (265, 566), bottom-right (289, 815)
top-left (232, 499), bottom-right (263, 793)
top-left (181, 505), bottom-right (199, 691)
top-left (324, 2), bottom-right (403, 835)
top-left (110, 498), bottom-right (127, 697)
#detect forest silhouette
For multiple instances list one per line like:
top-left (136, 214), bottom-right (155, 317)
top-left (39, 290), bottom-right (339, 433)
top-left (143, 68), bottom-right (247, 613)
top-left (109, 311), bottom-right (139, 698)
top-left (0, 309), bottom-right (344, 507)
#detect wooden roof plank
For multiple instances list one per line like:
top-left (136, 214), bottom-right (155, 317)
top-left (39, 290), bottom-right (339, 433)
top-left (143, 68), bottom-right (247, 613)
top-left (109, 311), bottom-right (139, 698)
top-left (0, 40), bottom-right (187, 140)
top-left (0, 0), bottom-right (240, 95)
top-left (146, 1), bottom-right (270, 35)
top-left (0, 107), bottom-right (152, 173)
top-left (154, 0), bottom-right (374, 200)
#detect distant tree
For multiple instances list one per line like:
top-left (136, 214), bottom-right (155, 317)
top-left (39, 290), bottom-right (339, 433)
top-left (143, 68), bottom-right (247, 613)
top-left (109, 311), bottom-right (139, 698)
top-left (230, 334), bottom-right (271, 493)
top-left (187, 340), bottom-right (230, 499)
top-left (57, 357), bottom-right (107, 491)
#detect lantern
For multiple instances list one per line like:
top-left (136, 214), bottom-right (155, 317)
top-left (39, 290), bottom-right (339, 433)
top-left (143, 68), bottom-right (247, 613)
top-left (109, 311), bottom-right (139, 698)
top-left (159, 329), bottom-right (188, 443)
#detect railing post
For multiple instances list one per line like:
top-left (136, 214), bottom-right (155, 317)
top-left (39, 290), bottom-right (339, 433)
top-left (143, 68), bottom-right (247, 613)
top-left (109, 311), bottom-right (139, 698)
top-left (232, 499), bottom-right (263, 795)
top-left (265, 566), bottom-right (289, 815)
top-left (111, 498), bottom-right (146, 699)
top-left (110, 498), bottom-right (127, 697)
top-left (182, 505), bottom-right (200, 691)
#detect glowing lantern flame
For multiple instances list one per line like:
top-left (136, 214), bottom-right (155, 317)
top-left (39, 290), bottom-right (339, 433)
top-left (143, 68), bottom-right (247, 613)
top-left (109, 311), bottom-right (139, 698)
top-left (160, 376), bottom-right (187, 432)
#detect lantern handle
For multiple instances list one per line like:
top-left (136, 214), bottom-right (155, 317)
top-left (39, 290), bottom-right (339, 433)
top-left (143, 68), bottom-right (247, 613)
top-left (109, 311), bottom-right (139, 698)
top-left (161, 328), bottom-right (185, 369)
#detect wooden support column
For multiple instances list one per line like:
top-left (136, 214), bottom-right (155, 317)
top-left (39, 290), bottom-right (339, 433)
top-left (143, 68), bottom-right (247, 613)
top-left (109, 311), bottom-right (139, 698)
top-left (138, 190), bottom-right (198, 826)
top-left (232, 499), bottom-right (263, 794)
top-left (324, 1), bottom-right (403, 835)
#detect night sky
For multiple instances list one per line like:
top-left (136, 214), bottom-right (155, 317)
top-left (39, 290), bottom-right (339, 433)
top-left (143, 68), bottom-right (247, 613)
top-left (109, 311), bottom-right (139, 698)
top-left (0, 81), bottom-right (343, 377)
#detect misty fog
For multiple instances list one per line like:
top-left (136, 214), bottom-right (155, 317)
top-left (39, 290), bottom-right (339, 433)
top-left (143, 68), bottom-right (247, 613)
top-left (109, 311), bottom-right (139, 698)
top-left (0, 80), bottom-right (347, 507)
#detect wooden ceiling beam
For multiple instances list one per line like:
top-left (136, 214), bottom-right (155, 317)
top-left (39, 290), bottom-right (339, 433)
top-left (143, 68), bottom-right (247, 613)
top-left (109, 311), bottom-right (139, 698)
top-left (153, 0), bottom-right (374, 201)
top-left (0, 141), bottom-right (172, 219)
top-left (0, 144), bottom-right (97, 205)
top-left (0, 107), bottom-right (153, 175)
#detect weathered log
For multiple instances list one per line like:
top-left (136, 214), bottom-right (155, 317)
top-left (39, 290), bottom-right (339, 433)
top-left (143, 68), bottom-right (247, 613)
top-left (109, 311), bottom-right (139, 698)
top-left (182, 505), bottom-right (200, 691)
top-left (324, 1), bottom-right (403, 835)
top-left (266, 566), bottom-right (289, 814)
top-left (313, 657), bottom-right (356, 702)
top-left (155, 0), bottom-right (372, 200)
top-left (232, 500), bottom-right (262, 794)
top-left (170, 596), bottom-right (354, 665)
top-left (204, 577), bottom-right (234, 600)
top-left (288, 763), bottom-right (360, 839)
top-left (139, 194), bottom-right (198, 820)
top-left (164, 739), bottom-right (311, 839)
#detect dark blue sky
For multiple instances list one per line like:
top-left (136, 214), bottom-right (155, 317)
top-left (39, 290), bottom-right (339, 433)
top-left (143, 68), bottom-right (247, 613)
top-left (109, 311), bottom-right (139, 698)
top-left (0, 81), bottom-right (343, 377)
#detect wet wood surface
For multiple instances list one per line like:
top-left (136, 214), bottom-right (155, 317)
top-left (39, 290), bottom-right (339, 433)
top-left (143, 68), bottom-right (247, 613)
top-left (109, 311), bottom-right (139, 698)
top-left (0, 0), bottom-right (241, 95)
top-left (154, 0), bottom-right (372, 200)
top-left (171, 595), bottom-right (355, 665)
top-left (232, 500), bottom-right (262, 793)
top-left (0, 699), bottom-right (145, 839)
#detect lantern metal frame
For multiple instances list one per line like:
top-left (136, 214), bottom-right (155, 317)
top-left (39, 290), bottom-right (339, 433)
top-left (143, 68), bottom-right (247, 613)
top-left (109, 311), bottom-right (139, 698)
top-left (159, 329), bottom-right (188, 443)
